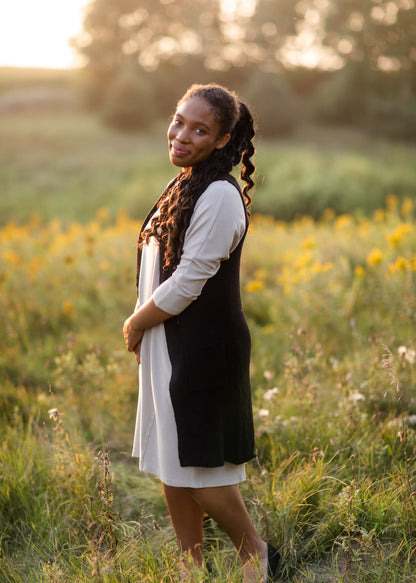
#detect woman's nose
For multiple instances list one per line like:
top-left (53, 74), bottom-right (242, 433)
top-left (176, 126), bottom-right (190, 142)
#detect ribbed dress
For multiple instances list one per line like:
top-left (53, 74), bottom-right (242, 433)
top-left (132, 180), bottom-right (247, 487)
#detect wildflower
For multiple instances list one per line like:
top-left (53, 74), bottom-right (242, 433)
top-left (301, 236), bottom-right (316, 249)
top-left (397, 346), bottom-right (415, 363)
top-left (258, 409), bottom-right (270, 418)
top-left (99, 260), bottom-right (110, 270)
top-left (401, 198), bottom-right (413, 219)
top-left (2, 250), bottom-right (22, 266)
top-left (28, 256), bottom-right (44, 276)
top-left (335, 214), bottom-right (353, 230)
top-left (366, 248), bottom-right (384, 266)
top-left (398, 346), bottom-right (407, 357)
top-left (394, 256), bottom-right (411, 271)
top-left (373, 209), bottom-right (385, 223)
top-left (245, 280), bottom-right (264, 293)
top-left (386, 194), bottom-right (398, 212)
top-left (387, 223), bottom-right (413, 248)
top-left (48, 408), bottom-right (60, 421)
top-left (350, 391), bottom-right (366, 403)
top-left (354, 265), bottom-right (365, 278)
top-left (264, 387), bottom-right (279, 401)
top-left (264, 370), bottom-right (272, 380)
top-left (63, 301), bottom-right (75, 317)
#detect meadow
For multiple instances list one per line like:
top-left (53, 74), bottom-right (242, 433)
top-left (1, 109), bottom-right (416, 582)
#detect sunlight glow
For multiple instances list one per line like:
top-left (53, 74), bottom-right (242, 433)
top-left (0, 0), bottom-right (88, 68)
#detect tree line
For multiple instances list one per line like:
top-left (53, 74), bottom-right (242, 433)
top-left (72, 0), bottom-right (416, 138)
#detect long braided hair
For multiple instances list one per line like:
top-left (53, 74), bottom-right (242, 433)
top-left (140, 83), bottom-right (256, 274)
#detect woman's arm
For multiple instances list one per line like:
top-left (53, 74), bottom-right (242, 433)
top-left (123, 297), bottom-right (173, 352)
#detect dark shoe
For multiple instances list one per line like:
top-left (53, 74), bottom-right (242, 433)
top-left (267, 544), bottom-right (281, 582)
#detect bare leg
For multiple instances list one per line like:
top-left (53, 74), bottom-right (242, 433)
top-left (190, 484), bottom-right (268, 582)
top-left (162, 483), bottom-right (205, 566)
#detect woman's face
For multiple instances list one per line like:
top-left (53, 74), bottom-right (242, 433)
top-left (167, 96), bottom-right (230, 168)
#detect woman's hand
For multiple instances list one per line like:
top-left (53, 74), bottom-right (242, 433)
top-left (123, 315), bottom-right (144, 352)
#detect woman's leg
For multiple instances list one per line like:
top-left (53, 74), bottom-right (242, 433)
top-left (189, 484), bottom-right (268, 581)
top-left (162, 483), bottom-right (205, 566)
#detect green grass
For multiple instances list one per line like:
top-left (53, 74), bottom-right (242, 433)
top-left (1, 110), bottom-right (416, 226)
top-left (2, 109), bottom-right (416, 581)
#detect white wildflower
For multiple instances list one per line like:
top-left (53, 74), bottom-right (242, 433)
top-left (48, 408), bottom-right (60, 421)
top-left (264, 370), bottom-right (272, 381)
top-left (258, 409), bottom-right (270, 418)
top-left (350, 392), bottom-right (366, 403)
top-left (398, 346), bottom-right (407, 357)
top-left (264, 387), bottom-right (279, 401)
top-left (405, 349), bottom-right (416, 364)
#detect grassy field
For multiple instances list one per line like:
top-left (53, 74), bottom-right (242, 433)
top-left (1, 108), bottom-right (416, 581)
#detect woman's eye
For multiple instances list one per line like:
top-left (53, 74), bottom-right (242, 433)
top-left (195, 128), bottom-right (205, 135)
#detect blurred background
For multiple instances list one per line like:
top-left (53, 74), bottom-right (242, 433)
top-left (1, 0), bottom-right (416, 223)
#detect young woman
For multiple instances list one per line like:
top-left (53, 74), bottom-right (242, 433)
top-left (123, 83), bottom-right (280, 582)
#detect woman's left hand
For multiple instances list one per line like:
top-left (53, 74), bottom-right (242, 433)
top-left (123, 315), bottom-right (144, 352)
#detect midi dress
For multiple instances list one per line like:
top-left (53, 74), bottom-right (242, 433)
top-left (132, 180), bottom-right (248, 488)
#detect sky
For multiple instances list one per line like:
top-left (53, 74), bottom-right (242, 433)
top-left (0, 0), bottom-right (89, 69)
top-left (0, 0), bottom-right (251, 70)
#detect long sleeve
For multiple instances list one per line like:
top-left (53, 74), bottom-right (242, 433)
top-left (152, 180), bottom-right (246, 315)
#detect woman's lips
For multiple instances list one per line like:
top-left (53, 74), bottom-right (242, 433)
top-left (171, 144), bottom-right (189, 156)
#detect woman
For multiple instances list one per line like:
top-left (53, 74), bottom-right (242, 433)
top-left (123, 83), bottom-right (280, 582)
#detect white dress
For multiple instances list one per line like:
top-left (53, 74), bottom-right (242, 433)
top-left (132, 180), bottom-right (247, 487)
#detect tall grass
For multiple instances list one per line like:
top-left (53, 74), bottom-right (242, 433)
top-left (2, 195), bottom-right (416, 580)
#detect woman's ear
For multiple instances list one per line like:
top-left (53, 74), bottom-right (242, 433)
top-left (215, 133), bottom-right (231, 150)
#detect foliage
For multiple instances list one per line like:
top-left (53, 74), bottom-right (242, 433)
top-left (69, 0), bottom-right (416, 138)
top-left (100, 64), bottom-right (157, 130)
top-left (243, 71), bottom-right (300, 137)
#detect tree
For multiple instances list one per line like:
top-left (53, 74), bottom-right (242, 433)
top-left (72, 0), bottom-right (223, 107)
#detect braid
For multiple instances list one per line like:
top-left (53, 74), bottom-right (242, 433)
top-left (140, 84), bottom-right (256, 273)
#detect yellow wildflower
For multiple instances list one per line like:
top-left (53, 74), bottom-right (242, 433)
top-left (99, 260), bottom-right (110, 270)
top-left (2, 250), bottom-right (22, 266)
top-left (387, 223), bottom-right (413, 248)
top-left (301, 236), bottom-right (316, 249)
top-left (367, 248), bottom-right (384, 266)
top-left (28, 256), bottom-right (44, 276)
top-left (386, 194), bottom-right (398, 212)
top-left (401, 198), bottom-right (413, 219)
top-left (373, 209), bottom-right (385, 223)
top-left (245, 280), bottom-right (265, 293)
top-left (355, 265), bottom-right (365, 278)
top-left (63, 301), bottom-right (75, 317)
top-left (394, 256), bottom-right (411, 271)
top-left (335, 214), bottom-right (353, 230)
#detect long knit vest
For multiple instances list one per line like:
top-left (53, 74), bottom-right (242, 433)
top-left (136, 174), bottom-right (255, 467)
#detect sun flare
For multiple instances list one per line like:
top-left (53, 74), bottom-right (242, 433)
top-left (0, 0), bottom-right (88, 68)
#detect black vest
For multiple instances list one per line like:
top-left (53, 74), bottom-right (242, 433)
top-left (136, 175), bottom-right (255, 467)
